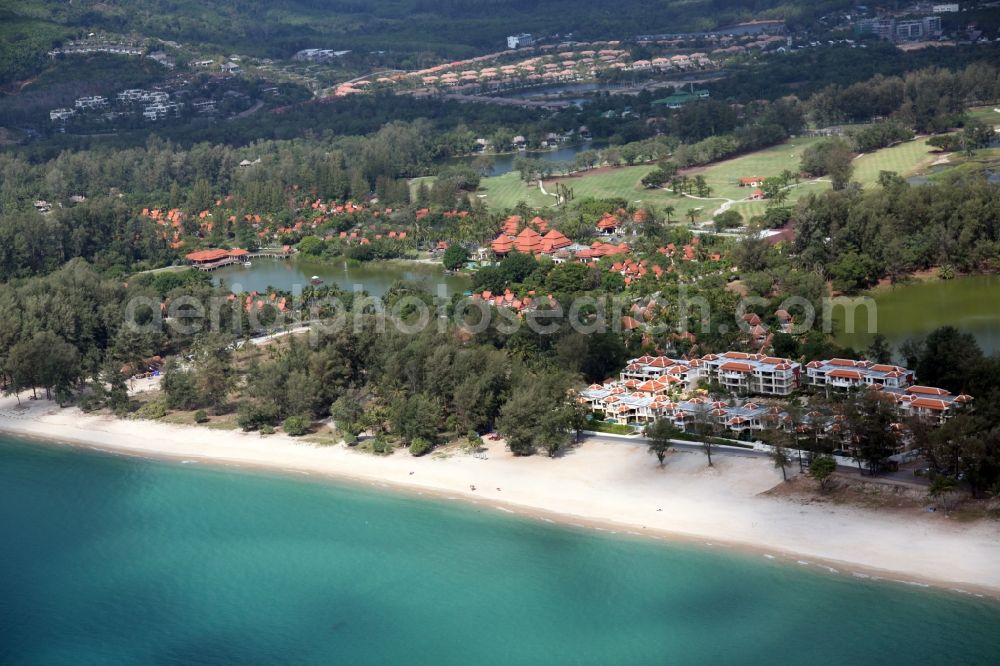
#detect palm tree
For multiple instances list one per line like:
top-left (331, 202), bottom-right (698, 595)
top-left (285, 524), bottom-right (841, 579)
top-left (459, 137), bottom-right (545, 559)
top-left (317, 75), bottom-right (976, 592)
top-left (686, 208), bottom-right (698, 225)
top-left (663, 205), bottom-right (675, 223)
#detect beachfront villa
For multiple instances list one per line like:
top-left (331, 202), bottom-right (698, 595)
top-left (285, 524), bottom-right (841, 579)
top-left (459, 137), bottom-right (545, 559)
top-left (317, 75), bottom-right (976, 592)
top-left (620, 355), bottom-right (702, 385)
top-left (877, 385), bottom-right (974, 424)
top-left (578, 383), bottom-right (772, 435)
top-left (580, 352), bottom-right (801, 433)
top-left (618, 352), bottom-right (801, 396)
top-left (805, 358), bottom-right (914, 390)
top-left (580, 353), bottom-right (972, 435)
top-left (699, 352), bottom-right (801, 395)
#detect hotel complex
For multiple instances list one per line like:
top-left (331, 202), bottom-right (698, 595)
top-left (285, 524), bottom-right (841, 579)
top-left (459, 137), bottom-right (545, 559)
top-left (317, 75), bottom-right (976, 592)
top-left (579, 353), bottom-right (973, 437)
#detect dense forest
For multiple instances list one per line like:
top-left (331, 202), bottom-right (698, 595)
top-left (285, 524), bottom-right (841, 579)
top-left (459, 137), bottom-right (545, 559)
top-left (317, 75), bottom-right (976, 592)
top-left (792, 175), bottom-right (1000, 291)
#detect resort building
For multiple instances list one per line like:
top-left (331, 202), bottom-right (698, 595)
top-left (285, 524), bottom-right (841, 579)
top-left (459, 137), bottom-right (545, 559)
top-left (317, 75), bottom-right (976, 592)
top-left (506, 33), bottom-right (535, 49)
top-left (579, 353), bottom-right (971, 437)
top-left (74, 95), bottom-right (108, 110)
top-left (185, 248), bottom-right (251, 270)
top-left (877, 385), bottom-right (974, 424)
top-left (470, 289), bottom-right (558, 315)
top-left (805, 359), bottom-right (914, 390)
top-left (620, 355), bottom-right (703, 388)
top-left (596, 213), bottom-right (620, 234)
top-left (577, 383), bottom-right (678, 425)
top-left (578, 381), bottom-right (774, 436)
top-left (616, 352), bottom-right (801, 396)
top-left (699, 352), bottom-right (801, 396)
top-left (49, 108), bottom-right (75, 122)
top-left (488, 215), bottom-right (627, 262)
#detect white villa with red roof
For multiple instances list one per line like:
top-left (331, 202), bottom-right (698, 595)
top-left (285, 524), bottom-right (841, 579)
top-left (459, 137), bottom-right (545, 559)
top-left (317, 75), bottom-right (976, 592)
top-left (877, 385), bottom-right (974, 424)
top-left (579, 353), bottom-right (972, 436)
top-left (805, 358), bottom-right (914, 390)
top-left (699, 352), bottom-right (801, 396)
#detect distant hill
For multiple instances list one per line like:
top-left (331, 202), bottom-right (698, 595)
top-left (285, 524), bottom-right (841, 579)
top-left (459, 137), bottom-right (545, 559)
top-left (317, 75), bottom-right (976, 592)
top-left (1, 0), bottom-right (849, 82)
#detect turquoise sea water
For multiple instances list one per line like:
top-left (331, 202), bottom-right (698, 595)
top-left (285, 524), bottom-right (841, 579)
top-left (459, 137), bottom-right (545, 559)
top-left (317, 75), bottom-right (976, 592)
top-left (2, 435), bottom-right (999, 665)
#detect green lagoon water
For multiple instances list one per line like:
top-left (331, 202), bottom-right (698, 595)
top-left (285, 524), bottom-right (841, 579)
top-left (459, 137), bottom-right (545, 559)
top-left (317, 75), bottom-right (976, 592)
top-left (2, 435), bottom-right (999, 665)
top-left (834, 274), bottom-right (1000, 355)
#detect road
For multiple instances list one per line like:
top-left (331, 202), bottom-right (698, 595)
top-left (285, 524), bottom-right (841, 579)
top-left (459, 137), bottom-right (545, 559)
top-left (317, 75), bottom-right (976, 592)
top-left (579, 432), bottom-right (770, 460)
top-left (580, 432), bottom-right (929, 487)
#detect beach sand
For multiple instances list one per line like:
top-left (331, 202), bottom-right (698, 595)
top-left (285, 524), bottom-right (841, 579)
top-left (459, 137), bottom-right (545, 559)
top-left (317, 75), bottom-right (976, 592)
top-left (2, 390), bottom-right (998, 597)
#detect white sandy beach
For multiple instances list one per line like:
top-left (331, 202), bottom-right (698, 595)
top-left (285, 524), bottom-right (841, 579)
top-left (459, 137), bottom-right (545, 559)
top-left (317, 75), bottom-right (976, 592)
top-left (2, 390), bottom-right (999, 596)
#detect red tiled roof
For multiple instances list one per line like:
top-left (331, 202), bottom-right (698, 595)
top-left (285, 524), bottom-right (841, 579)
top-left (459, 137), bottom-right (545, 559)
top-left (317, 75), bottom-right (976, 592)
top-left (910, 398), bottom-right (949, 411)
top-left (907, 386), bottom-right (949, 396)
top-left (621, 316), bottom-right (641, 330)
top-left (597, 213), bottom-right (620, 230)
top-left (829, 369), bottom-right (864, 380)
top-left (185, 249), bottom-right (230, 262)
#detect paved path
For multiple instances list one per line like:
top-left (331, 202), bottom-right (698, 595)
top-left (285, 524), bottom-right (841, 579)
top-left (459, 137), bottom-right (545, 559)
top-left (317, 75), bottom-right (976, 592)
top-left (537, 179), bottom-right (561, 206)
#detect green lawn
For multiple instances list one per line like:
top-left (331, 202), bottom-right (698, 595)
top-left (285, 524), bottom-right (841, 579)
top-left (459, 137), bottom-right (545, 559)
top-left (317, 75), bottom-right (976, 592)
top-left (420, 134), bottom-right (947, 222)
top-left (539, 136), bottom-right (826, 222)
top-left (408, 176), bottom-right (435, 200)
top-left (965, 105), bottom-right (1000, 127)
top-left (477, 172), bottom-right (556, 209)
top-left (585, 420), bottom-right (637, 435)
top-left (410, 172), bottom-right (555, 210)
top-left (687, 136), bottom-right (824, 201)
top-left (853, 136), bottom-right (938, 186)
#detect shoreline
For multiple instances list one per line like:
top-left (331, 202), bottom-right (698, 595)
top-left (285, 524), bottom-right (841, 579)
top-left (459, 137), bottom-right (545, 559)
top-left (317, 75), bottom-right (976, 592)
top-left (2, 393), bottom-right (999, 599)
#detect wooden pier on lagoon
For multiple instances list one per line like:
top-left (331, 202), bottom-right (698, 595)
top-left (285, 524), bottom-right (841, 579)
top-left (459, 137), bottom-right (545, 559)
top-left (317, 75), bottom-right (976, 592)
top-left (186, 247), bottom-right (292, 271)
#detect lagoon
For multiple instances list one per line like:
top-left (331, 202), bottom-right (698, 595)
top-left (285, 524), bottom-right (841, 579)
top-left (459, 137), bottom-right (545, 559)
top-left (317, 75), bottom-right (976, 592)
top-left (456, 142), bottom-right (606, 177)
top-left (2, 436), bottom-right (999, 665)
top-left (833, 274), bottom-right (1000, 355)
top-left (212, 257), bottom-right (470, 299)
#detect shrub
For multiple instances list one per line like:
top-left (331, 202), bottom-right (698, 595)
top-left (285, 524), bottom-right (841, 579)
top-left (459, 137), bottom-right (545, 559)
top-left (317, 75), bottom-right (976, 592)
top-left (194, 409), bottom-right (209, 424)
top-left (713, 210), bottom-right (743, 230)
top-left (77, 387), bottom-right (105, 412)
top-left (283, 415), bottom-right (309, 436)
top-left (236, 401), bottom-right (280, 431)
top-left (260, 424), bottom-right (275, 435)
top-left (809, 454), bottom-right (837, 491)
top-left (409, 437), bottom-right (433, 457)
top-left (342, 432), bottom-right (358, 446)
top-left (463, 430), bottom-right (482, 452)
top-left (135, 397), bottom-right (168, 420)
top-left (370, 437), bottom-right (393, 455)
